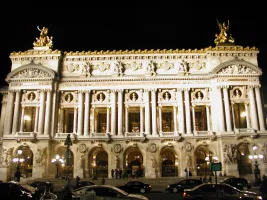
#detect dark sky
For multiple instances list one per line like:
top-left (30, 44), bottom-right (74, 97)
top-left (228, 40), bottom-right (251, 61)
top-left (1, 7), bottom-right (267, 86)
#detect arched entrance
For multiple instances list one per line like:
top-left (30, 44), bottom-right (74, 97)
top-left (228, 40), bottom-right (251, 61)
top-left (237, 143), bottom-right (252, 175)
top-left (55, 146), bottom-right (74, 178)
top-left (161, 148), bottom-right (177, 177)
top-left (88, 148), bottom-right (108, 178)
top-left (195, 145), bottom-right (212, 177)
top-left (12, 145), bottom-right (33, 179)
top-left (125, 149), bottom-right (143, 178)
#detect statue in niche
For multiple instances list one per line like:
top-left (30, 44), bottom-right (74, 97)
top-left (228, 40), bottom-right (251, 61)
top-left (223, 144), bottom-right (237, 164)
top-left (234, 89), bottom-right (241, 98)
top-left (151, 154), bottom-right (156, 168)
top-left (1, 147), bottom-right (13, 166)
top-left (35, 147), bottom-right (47, 167)
top-left (196, 91), bottom-right (202, 100)
top-left (115, 155), bottom-right (120, 168)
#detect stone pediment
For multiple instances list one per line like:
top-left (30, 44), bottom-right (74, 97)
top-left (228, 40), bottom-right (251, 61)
top-left (212, 58), bottom-right (262, 76)
top-left (6, 62), bottom-right (56, 82)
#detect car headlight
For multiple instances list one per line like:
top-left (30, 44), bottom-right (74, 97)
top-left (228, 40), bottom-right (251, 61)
top-left (167, 185), bottom-right (170, 188)
top-left (256, 196), bottom-right (262, 200)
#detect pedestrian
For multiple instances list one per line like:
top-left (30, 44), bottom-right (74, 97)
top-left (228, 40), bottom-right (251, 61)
top-left (208, 176), bottom-right (212, 183)
top-left (200, 176), bottom-right (203, 182)
top-left (14, 167), bottom-right (21, 182)
top-left (75, 176), bottom-right (80, 188)
top-left (101, 177), bottom-right (105, 185)
top-left (111, 169), bottom-right (114, 179)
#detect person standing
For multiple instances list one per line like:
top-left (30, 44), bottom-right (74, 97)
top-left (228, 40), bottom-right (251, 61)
top-left (14, 167), bottom-right (21, 182)
top-left (75, 176), bottom-right (80, 188)
top-left (260, 175), bottom-right (267, 200)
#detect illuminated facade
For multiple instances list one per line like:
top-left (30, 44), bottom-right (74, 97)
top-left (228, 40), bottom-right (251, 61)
top-left (0, 25), bottom-right (266, 181)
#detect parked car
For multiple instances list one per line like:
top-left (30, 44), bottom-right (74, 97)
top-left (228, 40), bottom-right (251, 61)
top-left (30, 181), bottom-right (54, 197)
top-left (117, 181), bottom-right (152, 194)
top-left (166, 178), bottom-right (203, 193)
top-left (72, 185), bottom-right (148, 200)
top-left (76, 180), bottom-right (95, 189)
top-left (182, 183), bottom-right (262, 200)
top-left (220, 177), bottom-right (252, 190)
top-left (0, 182), bottom-right (37, 199)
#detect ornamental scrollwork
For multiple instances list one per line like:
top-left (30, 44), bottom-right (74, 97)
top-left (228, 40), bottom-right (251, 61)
top-left (147, 143), bottom-right (157, 153)
top-left (113, 144), bottom-right (122, 153)
top-left (77, 143), bottom-right (88, 153)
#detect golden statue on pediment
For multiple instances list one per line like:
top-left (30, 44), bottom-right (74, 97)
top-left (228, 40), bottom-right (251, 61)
top-left (33, 26), bottom-right (53, 48)
top-left (214, 20), bottom-right (235, 46)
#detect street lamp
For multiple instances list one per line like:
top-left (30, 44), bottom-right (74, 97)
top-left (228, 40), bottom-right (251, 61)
top-left (51, 154), bottom-right (64, 178)
top-left (64, 134), bottom-right (72, 200)
top-left (13, 149), bottom-right (25, 182)
top-left (248, 143), bottom-right (263, 185)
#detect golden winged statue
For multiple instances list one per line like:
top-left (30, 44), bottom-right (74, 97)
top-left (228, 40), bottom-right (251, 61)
top-left (214, 20), bottom-right (235, 46)
top-left (33, 26), bottom-right (53, 48)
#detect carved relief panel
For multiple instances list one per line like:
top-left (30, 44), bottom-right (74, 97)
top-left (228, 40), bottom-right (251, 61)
top-left (230, 86), bottom-right (248, 101)
top-left (60, 91), bottom-right (78, 106)
top-left (125, 90), bottom-right (144, 105)
top-left (22, 90), bottom-right (40, 105)
top-left (92, 90), bottom-right (110, 105)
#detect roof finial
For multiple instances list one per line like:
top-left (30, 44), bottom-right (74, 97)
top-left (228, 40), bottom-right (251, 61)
top-left (33, 26), bottom-right (53, 49)
top-left (214, 19), bottom-right (235, 46)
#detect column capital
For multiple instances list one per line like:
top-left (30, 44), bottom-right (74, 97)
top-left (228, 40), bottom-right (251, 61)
top-left (222, 85), bottom-right (230, 89)
top-left (84, 89), bottom-right (91, 94)
top-left (247, 85), bottom-right (256, 90)
top-left (183, 88), bottom-right (191, 92)
top-left (217, 85), bottom-right (223, 89)
top-left (117, 89), bottom-right (124, 93)
top-left (254, 85), bottom-right (261, 89)
top-left (8, 89), bottom-right (15, 94)
top-left (151, 88), bottom-right (157, 92)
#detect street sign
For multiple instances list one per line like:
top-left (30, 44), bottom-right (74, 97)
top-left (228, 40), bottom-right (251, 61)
top-left (211, 162), bottom-right (222, 171)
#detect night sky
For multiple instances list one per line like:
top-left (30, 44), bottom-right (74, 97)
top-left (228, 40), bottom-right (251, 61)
top-left (1, 7), bottom-right (267, 87)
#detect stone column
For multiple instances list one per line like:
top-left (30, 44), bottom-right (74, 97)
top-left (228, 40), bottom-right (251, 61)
top-left (117, 89), bottom-right (123, 136)
top-left (50, 84), bottom-right (59, 137)
top-left (38, 90), bottom-right (46, 134)
top-left (44, 90), bottom-right (52, 135)
top-left (231, 103), bottom-right (236, 130)
top-left (158, 106), bottom-right (162, 134)
top-left (4, 90), bottom-right (15, 135)
top-left (111, 90), bottom-right (117, 135)
top-left (255, 86), bottom-right (265, 131)
top-left (125, 106), bottom-right (128, 133)
top-left (184, 88), bottom-right (192, 135)
top-left (12, 90), bottom-right (21, 134)
top-left (58, 107), bottom-right (64, 133)
top-left (84, 90), bottom-right (90, 136)
top-left (245, 103), bottom-right (251, 129)
top-left (91, 107), bottom-right (95, 134)
top-left (177, 89), bottom-right (185, 134)
top-left (151, 89), bottom-right (157, 136)
top-left (19, 106), bottom-right (25, 132)
top-left (217, 86), bottom-right (226, 132)
top-left (77, 91), bottom-right (84, 135)
top-left (140, 106), bottom-right (144, 134)
top-left (248, 86), bottom-right (259, 130)
top-left (73, 107), bottom-right (77, 133)
top-left (206, 105), bottom-right (211, 131)
top-left (173, 106), bottom-right (178, 135)
top-left (223, 86), bottom-right (232, 132)
top-left (144, 89), bottom-right (151, 135)
top-left (34, 107), bottom-right (39, 133)
top-left (106, 107), bottom-right (110, 134)
top-left (192, 104), bottom-right (196, 134)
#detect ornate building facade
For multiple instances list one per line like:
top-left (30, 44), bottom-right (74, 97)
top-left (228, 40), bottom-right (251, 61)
top-left (0, 24), bottom-right (266, 181)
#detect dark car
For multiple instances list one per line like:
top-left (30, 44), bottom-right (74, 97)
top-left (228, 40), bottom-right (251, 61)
top-left (30, 181), bottom-right (54, 197)
top-left (72, 185), bottom-right (148, 200)
top-left (76, 180), bottom-right (95, 189)
top-left (183, 183), bottom-right (262, 200)
top-left (0, 182), bottom-right (37, 199)
top-left (220, 177), bottom-right (252, 190)
top-left (166, 178), bottom-right (203, 193)
top-left (117, 181), bottom-right (152, 194)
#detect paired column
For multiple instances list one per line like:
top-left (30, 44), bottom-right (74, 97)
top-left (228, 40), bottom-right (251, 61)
top-left (184, 88), bottom-right (192, 135)
top-left (223, 86), bottom-right (232, 132)
top-left (151, 89), bottom-right (157, 136)
top-left (38, 90), bottom-right (46, 134)
top-left (206, 105), bottom-right (211, 131)
top-left (111, 90), bottom-right (117, 135)
top-left (125, 106), bottom-right (128, 133)
top-left (245, 103), bottom-right (251, 129)
top-left (106, 107), bottom-right (110, 134)
top-left (73, 107), bottom-right (78, 133)
top-left (192, 104), bottom-right (196, 134)
top-left (248, 86), bottom-right (259, 130)
top-left (177, 89), bottom-right (185, 134)
top-left (4, 90), bottom-right (15, 135)
top-left (84, 90), bottom-right (91, 136)
top-left (91, 107), bottom-right (95, 134)
top-left (117, 90), bottom-right (123, 136)
top-left (173, 106), bottom-right (178, 135)
top-left (217, 86), bottom-right (225, 132)
top-left (12, 90), bottom-right (21, 134)
top-left (158, 106), bottom-right (162, 134)
top-left (44, 89), bottom-right (52, 135)
top-left (19, 106), bottom-right (25, 132)
top-left (140, 106), bottom-right (144, 134)
top-left (144, 89), bottom-right (151, 135)
top-left (77, 91), bottom-right (84, 135)
top-left (255, 86), bottom-right (265, 130)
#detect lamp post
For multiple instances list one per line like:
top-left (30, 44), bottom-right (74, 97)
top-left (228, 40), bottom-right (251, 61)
top-left (64, 134), bottom-right (72, 200)
top-left (13, 149), bottom-right (25, 182)
top-left (51, 154), bottom-right (64, 178)
top-left (249, 143), bottom-right (263, 185)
